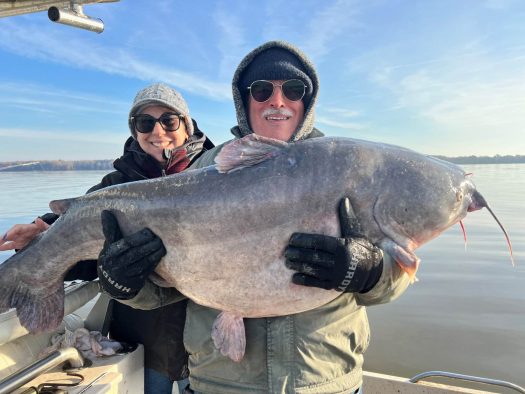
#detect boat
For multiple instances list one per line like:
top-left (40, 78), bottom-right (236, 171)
top-left (1, 282), bottom-right (524, 393)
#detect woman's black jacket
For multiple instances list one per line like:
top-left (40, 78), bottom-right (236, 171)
top-left (47, 121), bottom-right (214, 381)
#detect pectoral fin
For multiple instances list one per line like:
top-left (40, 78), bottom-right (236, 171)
top-left (380, 238), bottom-right (420, 283)
top-left (211, 312), bottom-right (246, 362)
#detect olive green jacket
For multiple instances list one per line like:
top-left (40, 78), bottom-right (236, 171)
top-left (124, 140), bottom-right (410, 394)
top-left (126, 245), bottom-right (408, 394)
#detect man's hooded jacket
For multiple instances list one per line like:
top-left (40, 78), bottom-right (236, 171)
top-left (124, 41), bottom-right (410, 394)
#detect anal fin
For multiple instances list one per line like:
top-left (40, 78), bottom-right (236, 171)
top-left (211, 312), bottom-right (246, 362)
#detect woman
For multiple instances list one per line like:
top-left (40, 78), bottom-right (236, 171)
top-left (0, 83), bottom-right (214, 394)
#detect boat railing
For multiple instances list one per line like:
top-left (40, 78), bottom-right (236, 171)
top-left (0, 347), bottom-right (83, 394)
top-left (410, 370), bottom-right (525, 393)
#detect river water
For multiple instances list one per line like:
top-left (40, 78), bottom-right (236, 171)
top-left (365, 164), bottom-right (525, 388)
top-left (0, 165), bottom-right (524, 387)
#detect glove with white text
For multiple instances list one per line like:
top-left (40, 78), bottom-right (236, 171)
top-left (284, 198), bottom-right (383, 293)
top-left (97, 210), bottom-right (166, 300)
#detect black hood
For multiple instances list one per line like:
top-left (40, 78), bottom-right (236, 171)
top-left (230, 40), bottom-right (320, 142)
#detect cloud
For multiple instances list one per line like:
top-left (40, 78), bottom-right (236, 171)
top-left (320, 107), bottom-right (361, 118)
top-left (301, 0), bottom-right (362, 61)
top-left (0, 127), bottom-right (124, 144)
top-left (155, 0), bottom-right (174, 15)
top-left (422, 79), bottom-right (525, 128)
top-left (383, 60), bottom-right (525, 129)
top-left (0, 126), bottom-right (124, 159)
top-left (483, 0), bottom-right (519, 10)
top-left (316, 116), bottom-right (366, 130)
top-left (0, 81), bottom-right (128, 115)
top-left (261, 0), bottom-right (362, 62)
top-left (0, 20), bottom-right (231, 101)
top-left (213, 4), bottom-right (247, 80)
top-left (357, 39), bottom-right (525, 136)
top-left (316, 105), bottom-right (366, 130)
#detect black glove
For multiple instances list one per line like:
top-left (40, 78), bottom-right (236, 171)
top-left (97, 210), bottom-right (166, 300)
top-left (65, 259), bottom-right (98, 281)
top-left (284, 198), bottom-right (383, 293)
top-left (39, 212), bottom-right (60, 225)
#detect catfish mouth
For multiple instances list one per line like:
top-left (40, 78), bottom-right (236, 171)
top-left (467, 190), bottom-right (488, 212)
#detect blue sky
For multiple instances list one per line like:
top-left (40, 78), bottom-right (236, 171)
top-left (0, 0), bottom-right (524, 160)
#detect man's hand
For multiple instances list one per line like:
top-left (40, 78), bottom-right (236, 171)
top-left (284, 198), bottom-right (383, 293)
top-left (97, 210), bottom-right (166, 300)
top-left (0, 218), bottom-right (50, 251)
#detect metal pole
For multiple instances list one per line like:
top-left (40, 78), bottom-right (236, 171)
top-left (0, 347), bottom-right (83, 394)
top-left (410, 370), bottom-right (525, 394)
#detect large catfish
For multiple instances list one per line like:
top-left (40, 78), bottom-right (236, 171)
top-left (0, 135), bottom-right (512, 361)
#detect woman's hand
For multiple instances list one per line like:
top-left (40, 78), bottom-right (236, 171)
top-left (0, 218), bottom-right (50, 251)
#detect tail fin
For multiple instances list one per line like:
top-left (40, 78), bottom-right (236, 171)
top-left (0, 254), bottom-right (65, 333)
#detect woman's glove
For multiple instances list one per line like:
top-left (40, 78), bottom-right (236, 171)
top-left (97, 210), bottom-right (166, 300)
top-left (284, 198), bottom-right (383, 293)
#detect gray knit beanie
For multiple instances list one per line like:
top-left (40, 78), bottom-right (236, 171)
top-left (128, 83), bottom-right (194, 138)
top-left (238, 47), bottom-right (313, 108)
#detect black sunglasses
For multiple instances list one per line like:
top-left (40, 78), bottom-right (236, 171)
top-left (247, 79), bottom-right (307, 103)
top-left (131, 113), bottom-right (184, 134)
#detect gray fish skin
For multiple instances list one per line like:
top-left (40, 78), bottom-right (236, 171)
top-left (0, 135), bottom-right (477, 334)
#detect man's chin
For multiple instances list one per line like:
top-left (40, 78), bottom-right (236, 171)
top-left (262, 129), bottom-right (295, 141)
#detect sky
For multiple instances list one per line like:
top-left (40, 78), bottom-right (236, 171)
top-left (0, 0), bottom-right (524, 161)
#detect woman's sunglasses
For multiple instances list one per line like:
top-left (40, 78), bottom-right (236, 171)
top-left (247, 79), bottom-right (307, 103)
top-left (131, 113), bottom-right (184, 134)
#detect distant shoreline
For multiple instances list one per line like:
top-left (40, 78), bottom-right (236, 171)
top-left (433, 155), bottom-right (525, 165)
top-left (0, 155), bottom-right (524, 171)
top-left (0, 160), bottom-right (113, 172)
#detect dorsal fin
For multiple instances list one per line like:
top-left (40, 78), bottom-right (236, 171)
top-left (49, 197), bottom-right (79, 215)
top-left (215, 134), bottom-right (288, 173)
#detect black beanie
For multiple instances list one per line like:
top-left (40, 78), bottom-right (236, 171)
top-left (239, 47), bottom-right (313, 107)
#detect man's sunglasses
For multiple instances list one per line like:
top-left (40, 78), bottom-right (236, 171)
top-left (131, 113), bottom-right (184, 134)
top-left (247, 79), bottom-right (307, 103)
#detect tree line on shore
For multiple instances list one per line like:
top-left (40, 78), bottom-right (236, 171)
top-left (433, 154), bottom-right (525, 164)
top-left (0, 155), bottom-right (524, 171)
top-left (0, 160), bottom-right (113, 171)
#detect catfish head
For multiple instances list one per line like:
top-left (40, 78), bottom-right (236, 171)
top-left (372, 156), bottom-right (512, 280)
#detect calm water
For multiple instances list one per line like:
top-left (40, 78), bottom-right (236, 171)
top-left (365, 164), bottom-right (525, 388)
top-left (0, 166), bottom-right (524, 387)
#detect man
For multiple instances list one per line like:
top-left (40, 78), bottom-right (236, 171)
top-left (108, 41), bottom-right (410, 393)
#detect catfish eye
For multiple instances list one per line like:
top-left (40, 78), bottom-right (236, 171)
top-left (456, 191), bottom-right (463, 202)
